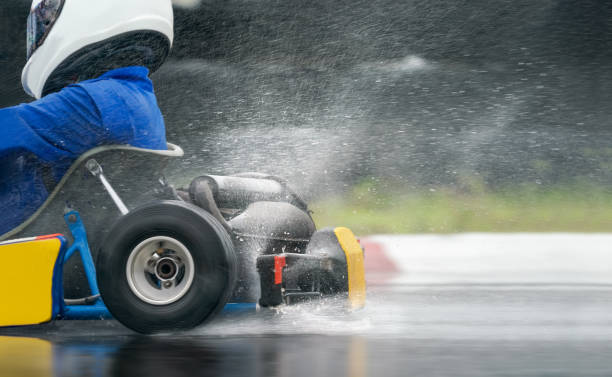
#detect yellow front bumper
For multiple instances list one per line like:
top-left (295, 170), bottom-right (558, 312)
top-left (334, 227), bottom-right (366, 309)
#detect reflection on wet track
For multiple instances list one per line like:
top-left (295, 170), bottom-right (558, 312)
top-left (4, 283), bottom-right (612, 376)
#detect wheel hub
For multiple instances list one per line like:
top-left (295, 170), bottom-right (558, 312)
top-left (126, 236), bottom-right (195, 305)
top-left (155, 257), bottom-right (179, 280)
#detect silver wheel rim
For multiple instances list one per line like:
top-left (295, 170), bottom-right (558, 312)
top-left (126, 236), bottom-right (195, 305)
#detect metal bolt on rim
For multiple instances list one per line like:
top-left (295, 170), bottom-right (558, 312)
top-left (126, 236), bottom-right (195, 305)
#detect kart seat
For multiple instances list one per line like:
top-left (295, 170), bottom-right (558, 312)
top-left (1, 143), bottom-right (183, 242)
top-left (1, 143), bottom-right (183, 299)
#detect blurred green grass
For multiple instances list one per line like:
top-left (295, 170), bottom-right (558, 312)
top-left (311, 180), bottom-right (612, 234)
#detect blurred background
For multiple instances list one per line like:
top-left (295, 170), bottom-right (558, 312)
top-left (1, 0), bottom-right (611, 234)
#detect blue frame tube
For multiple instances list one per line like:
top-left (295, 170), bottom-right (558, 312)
top-left (63, 211), bottom-right (100, 297)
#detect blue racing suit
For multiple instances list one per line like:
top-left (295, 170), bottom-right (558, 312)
top-left (0, 66), bottom-right (167, 235)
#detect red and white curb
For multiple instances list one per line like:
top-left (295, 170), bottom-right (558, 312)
top-left (360, 233), bottom-right (612, 286)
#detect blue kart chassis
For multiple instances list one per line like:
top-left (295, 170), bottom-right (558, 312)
top-left (61, 210), bottom-right (254, 320)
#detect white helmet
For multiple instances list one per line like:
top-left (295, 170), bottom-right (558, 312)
top-left (22, 0), bottom-right (174, 99)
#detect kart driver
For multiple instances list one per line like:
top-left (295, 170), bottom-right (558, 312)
top-left (0, 0), bottom-right (173, 235)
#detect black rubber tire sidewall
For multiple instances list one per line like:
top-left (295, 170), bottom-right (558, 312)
top-left (96, 200), bottom-right (237, 333)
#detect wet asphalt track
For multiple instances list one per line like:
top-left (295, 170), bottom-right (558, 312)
top-left (1, 1), bottom-right (611, 374)
top-left (3, 234), bottom-right (612, 377)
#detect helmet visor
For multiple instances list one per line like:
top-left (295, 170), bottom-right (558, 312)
top-left (27, 0), bottom-right (65, 60)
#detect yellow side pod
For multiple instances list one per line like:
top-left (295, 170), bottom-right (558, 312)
top-left (334, 227), bottom-right (366, 309)
top-left (0, 236), bottom-right (65, 327)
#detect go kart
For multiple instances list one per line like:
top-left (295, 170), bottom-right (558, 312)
top-left (0, 143), bottom-right (365, 333)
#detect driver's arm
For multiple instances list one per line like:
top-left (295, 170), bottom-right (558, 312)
top-left (0, 85), bottom-right (104, 164)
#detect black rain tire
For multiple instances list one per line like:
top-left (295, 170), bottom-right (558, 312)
top-left (96, 200), bottom-right (237, 333)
